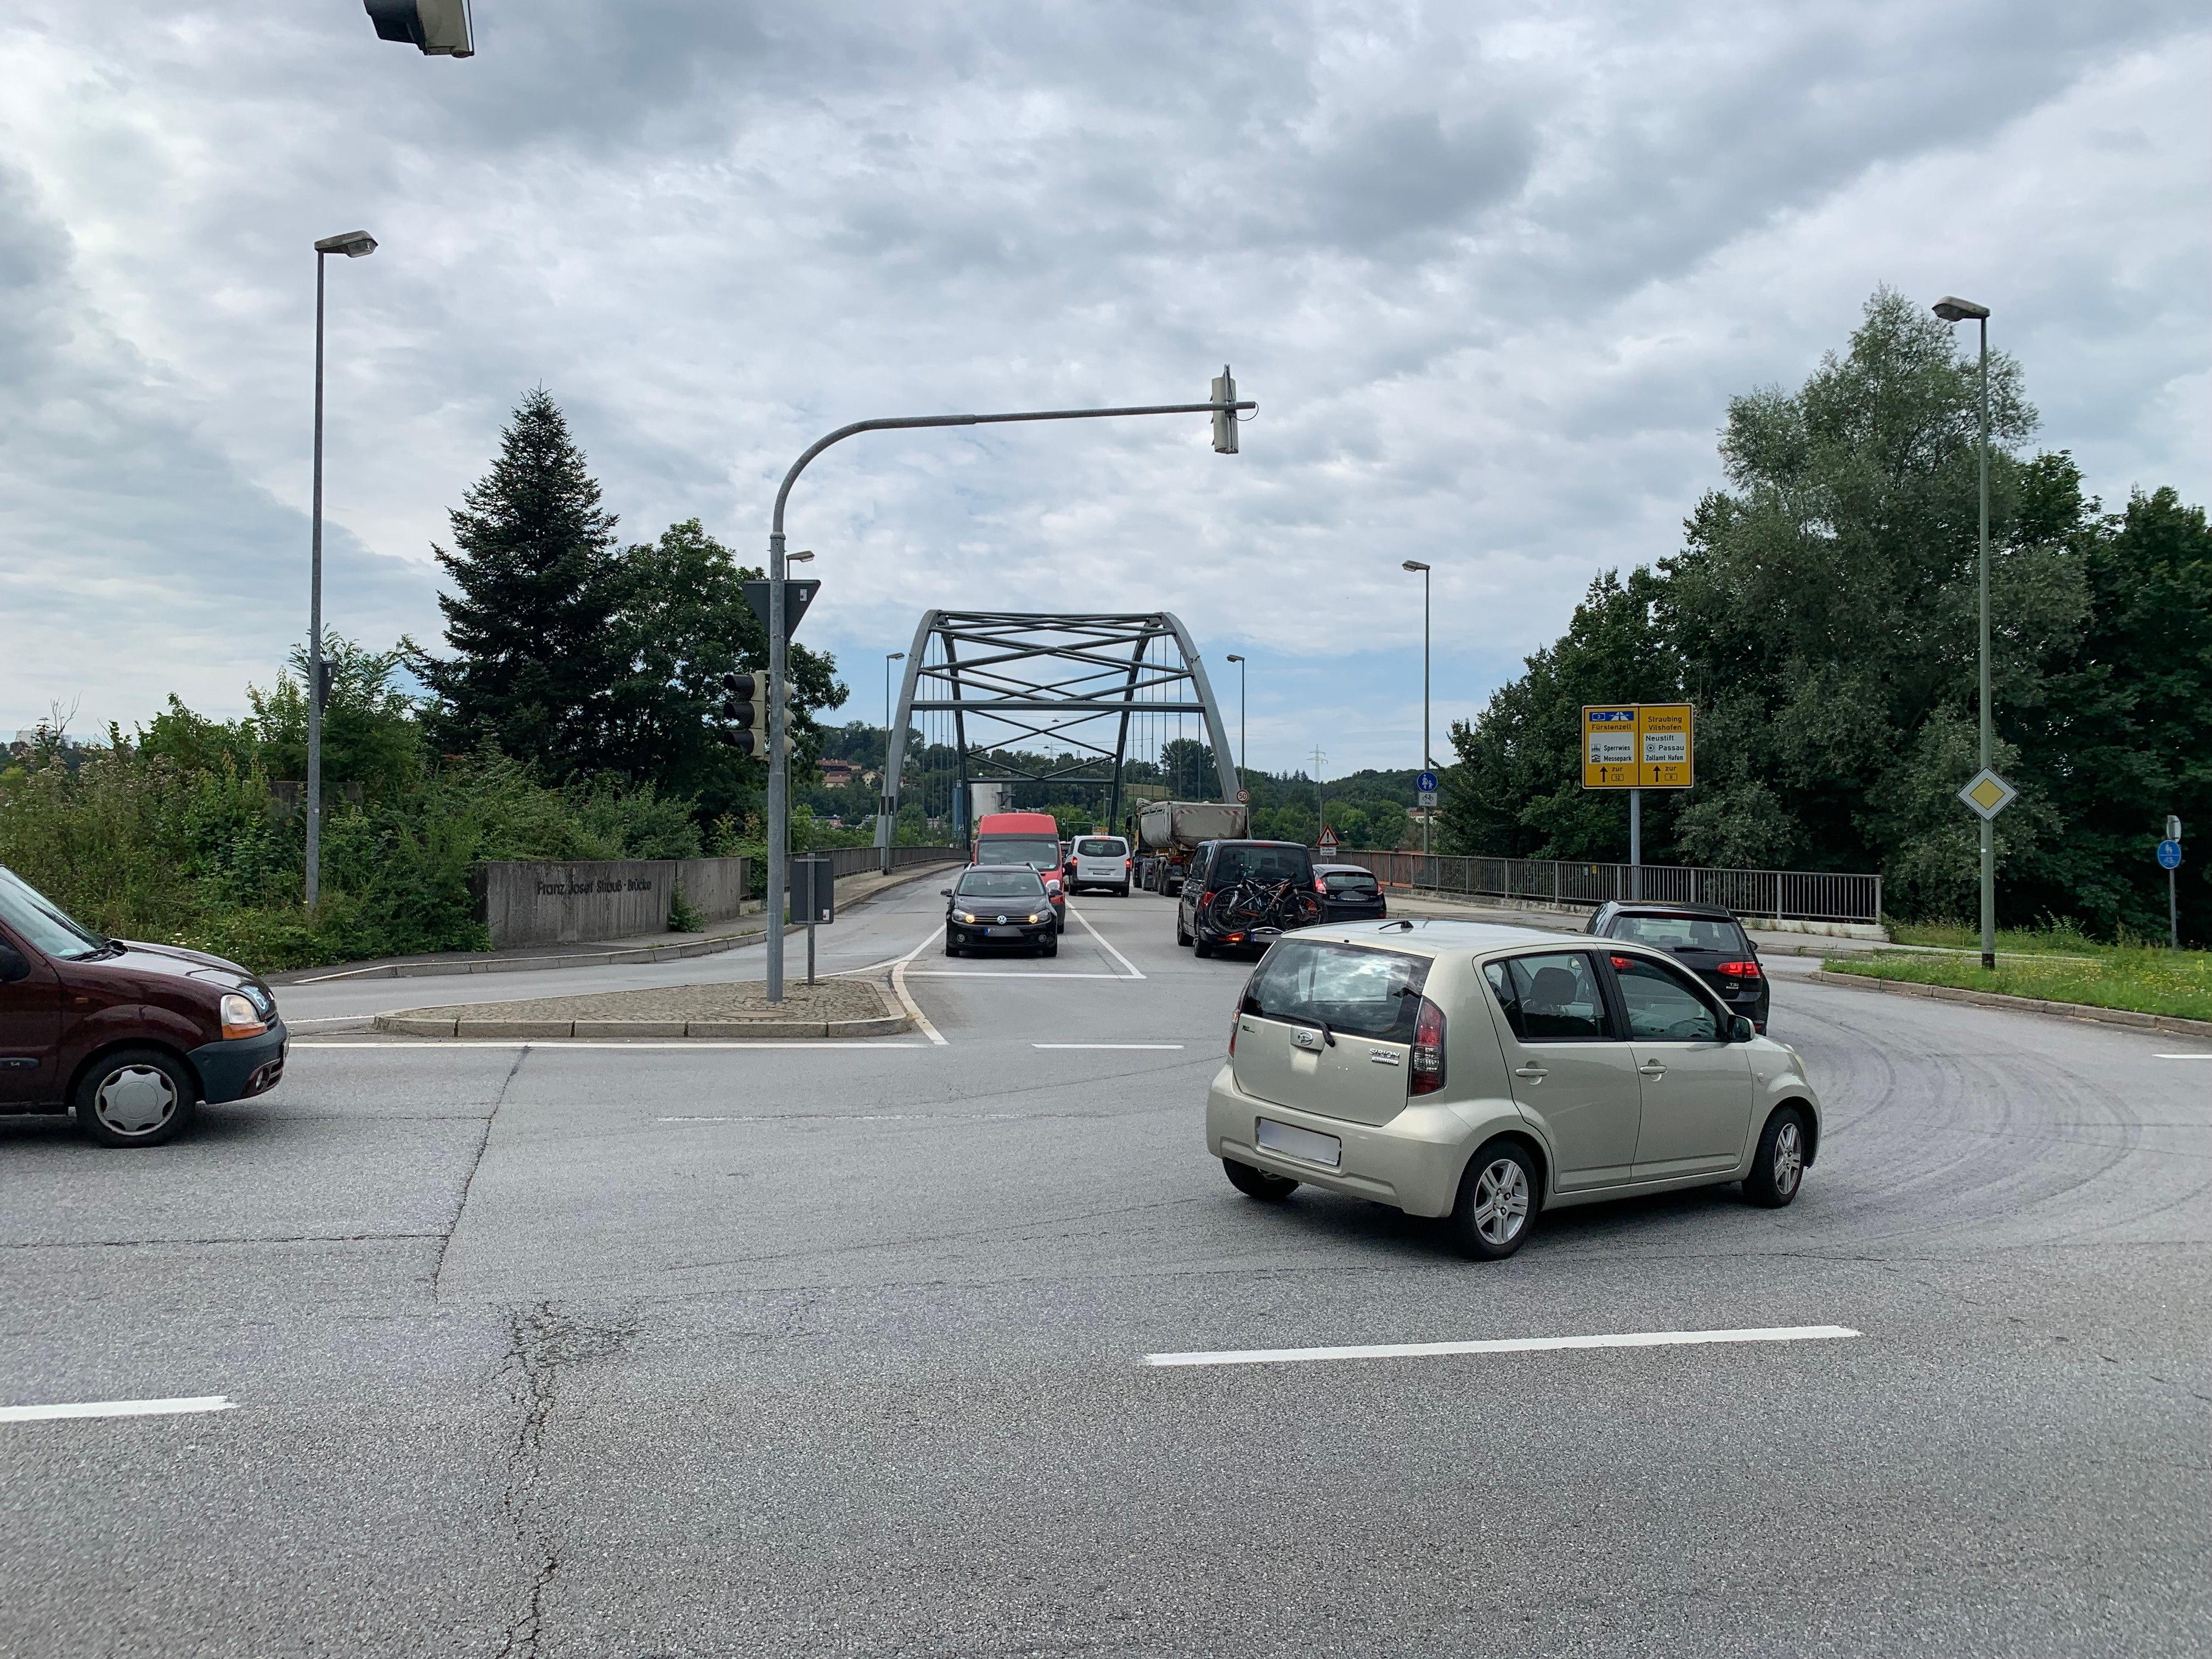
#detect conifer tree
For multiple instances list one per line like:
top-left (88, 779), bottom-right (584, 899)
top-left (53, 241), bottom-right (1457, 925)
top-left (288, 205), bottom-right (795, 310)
top-left (416, 390), bottom-right (630, 777)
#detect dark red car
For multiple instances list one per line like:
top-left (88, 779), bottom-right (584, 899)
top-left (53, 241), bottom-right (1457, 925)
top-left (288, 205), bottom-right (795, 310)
top-left (0, 865), bottom-right (288, 1147)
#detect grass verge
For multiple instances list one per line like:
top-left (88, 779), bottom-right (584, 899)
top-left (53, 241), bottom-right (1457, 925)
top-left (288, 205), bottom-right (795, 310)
top-left (1824, 943), bottom-right (2212, 1024)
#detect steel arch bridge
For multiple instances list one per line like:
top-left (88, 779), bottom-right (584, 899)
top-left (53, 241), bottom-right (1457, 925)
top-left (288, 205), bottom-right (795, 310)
top-left (873, 611), bottom-right (1239, 856)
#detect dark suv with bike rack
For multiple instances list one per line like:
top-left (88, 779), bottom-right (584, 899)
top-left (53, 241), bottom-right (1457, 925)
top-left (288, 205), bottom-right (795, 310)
top-left (1176, 839), bottom-right (1322, 958)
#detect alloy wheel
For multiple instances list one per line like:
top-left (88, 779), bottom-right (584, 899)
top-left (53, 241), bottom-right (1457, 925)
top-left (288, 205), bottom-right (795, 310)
top-left (1472, 1157), bottom-right (1530, 1245)
top-left (1771, 1120), bottom-right (1804, 1198)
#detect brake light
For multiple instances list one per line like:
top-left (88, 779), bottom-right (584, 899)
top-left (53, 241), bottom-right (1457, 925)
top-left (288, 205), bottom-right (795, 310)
top-left (1228, 1014), bottom-right (1238, 1056)
top-left (1409, 996), bottom-right (1446, 1096)
top-left (1716, 960), bottom-right (1763, 978)
top-left (1313, 876), bottom-right (1328, 894)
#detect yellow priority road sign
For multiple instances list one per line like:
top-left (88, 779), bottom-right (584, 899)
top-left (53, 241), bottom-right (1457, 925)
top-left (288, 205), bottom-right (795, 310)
top-left (1582, 703), bottom-right (1695, 789)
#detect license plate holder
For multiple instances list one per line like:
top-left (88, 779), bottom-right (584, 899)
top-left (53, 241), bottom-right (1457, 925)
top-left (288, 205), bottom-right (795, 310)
top-left (1256, 1117), bottom-right (1341, 1170)
top-left (986, 926), bottom-right (1025, 938)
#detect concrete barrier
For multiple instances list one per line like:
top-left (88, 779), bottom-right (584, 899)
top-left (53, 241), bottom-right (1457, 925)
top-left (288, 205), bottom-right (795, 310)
top-left (474, 857), bottom-right (749, 949)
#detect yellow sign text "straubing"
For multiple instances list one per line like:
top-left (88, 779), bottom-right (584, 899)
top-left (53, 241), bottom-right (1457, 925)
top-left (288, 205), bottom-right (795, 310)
top-left (1582, 704), bottom-right (1694, 789)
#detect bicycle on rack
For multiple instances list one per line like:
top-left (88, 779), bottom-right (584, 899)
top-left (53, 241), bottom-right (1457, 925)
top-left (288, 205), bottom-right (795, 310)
top-left (1197, 875), bottom-right (1322, 954)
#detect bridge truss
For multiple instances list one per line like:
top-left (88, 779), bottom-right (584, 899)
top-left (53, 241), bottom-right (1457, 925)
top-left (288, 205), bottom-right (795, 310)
top-left (874, 611), bottom-right (1240, 856)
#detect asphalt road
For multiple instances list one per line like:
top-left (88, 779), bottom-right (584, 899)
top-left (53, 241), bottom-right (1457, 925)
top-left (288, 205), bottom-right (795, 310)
top-left (3, 877), bottom-right (2207, 1657)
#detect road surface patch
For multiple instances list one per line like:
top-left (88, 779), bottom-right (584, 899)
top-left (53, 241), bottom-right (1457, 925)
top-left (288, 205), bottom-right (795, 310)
top-left (1142, 1324), bottom-right (1862, 1368)
top-left (3, 1395), bottom-right (236, 1423)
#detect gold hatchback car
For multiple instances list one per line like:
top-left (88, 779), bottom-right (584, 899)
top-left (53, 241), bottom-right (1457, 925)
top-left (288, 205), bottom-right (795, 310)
top-left (1206, 920), bottom-right (1821, 1259)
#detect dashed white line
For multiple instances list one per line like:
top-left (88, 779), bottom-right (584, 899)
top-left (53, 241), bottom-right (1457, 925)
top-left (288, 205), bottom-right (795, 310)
top-left (2154, 1054), bottom-right (2212, 1060)
top-left (1034, 1043), bottom-right (1184, 1050)
top-left (1142, 1324), bottom-right (1863, 1369)
top-left (2, 1395), bottom-right (236, 1423)
top-left (904, 970), bottom-right (1135, 979)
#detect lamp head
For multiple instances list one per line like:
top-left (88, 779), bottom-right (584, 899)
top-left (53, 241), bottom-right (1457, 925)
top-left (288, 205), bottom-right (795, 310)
top-left (888, 651), bottom-right (905, 661)
top-left (1932, 296), bottom-right (1989, 323)
top-left (314, 231), bottom-right (378, 258)
top-left (1402, 560), bottom-right (1430, 573)
top-left (1226, 653), bottom-right (1244, 663)
top-left (788, 550), bottom-right (815, 564)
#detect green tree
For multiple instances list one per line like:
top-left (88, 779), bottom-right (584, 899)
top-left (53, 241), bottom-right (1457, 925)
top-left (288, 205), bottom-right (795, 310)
top-left (415, 390), bottom-right (631, 778)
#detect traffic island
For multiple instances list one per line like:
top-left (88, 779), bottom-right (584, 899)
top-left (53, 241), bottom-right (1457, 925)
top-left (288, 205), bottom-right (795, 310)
top-left (372, 977), bottom-right (909, 1040)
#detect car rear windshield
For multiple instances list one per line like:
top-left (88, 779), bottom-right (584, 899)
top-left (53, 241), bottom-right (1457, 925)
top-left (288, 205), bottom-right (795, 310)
top-left (0, 865), bottom-right (106, 961)
top-left (1609, 913), bottom-right (1749, 954)
top-left (1242, 941), bottom-right (1429, 1041)
top-left (1208, 844), bottom-right (1312, 889)
top-left (957, 870), bottom-right (1047, 898)
top-left (975, 837), bottom-right (1060, 868)
top-left (1322, 871), bottom-right (1378, 894)
top-left (1075, 838), bottom-right (1122, 856)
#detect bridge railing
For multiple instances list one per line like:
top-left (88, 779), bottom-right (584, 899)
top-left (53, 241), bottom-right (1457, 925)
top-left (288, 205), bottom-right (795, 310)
top-left (1328, 849), bottom-right (1882, 926)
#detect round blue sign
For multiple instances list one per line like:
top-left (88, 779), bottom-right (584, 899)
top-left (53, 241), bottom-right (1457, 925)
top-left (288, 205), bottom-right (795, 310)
top-left (1417, 770), bottom-right (1440, 793)
top-left (2157, 839), bottom-right (2182, 870)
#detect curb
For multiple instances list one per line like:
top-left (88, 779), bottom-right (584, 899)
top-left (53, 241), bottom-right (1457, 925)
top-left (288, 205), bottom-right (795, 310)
top-left (370, 981), bottom-right (912, 1042)
top-left (1807, 969), bottom-right (2212, 1040)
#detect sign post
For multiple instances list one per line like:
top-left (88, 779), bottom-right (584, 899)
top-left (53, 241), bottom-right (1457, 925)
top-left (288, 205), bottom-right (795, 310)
top-left (1582, 704), bottom-right (1695, 899)
top-left (789, 854), bottom-right (834, 985)
top-left (2160, 815), bottom-right (2183, 950)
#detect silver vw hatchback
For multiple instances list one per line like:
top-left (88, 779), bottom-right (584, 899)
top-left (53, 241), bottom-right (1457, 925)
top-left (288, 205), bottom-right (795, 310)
top-left (1206, 919), bottom-right (1821, 1259)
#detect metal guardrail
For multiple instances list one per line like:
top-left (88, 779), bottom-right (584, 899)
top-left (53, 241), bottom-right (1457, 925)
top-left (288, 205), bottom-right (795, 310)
top-left (1331, 849), bottom-right (1882, 925)
top-left (840, 843), bottom-right (965, 879)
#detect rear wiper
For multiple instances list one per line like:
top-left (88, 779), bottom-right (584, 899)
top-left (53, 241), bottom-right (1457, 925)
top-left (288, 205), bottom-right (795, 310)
top-left (1280, 1012), bottom-right (1336, 1047)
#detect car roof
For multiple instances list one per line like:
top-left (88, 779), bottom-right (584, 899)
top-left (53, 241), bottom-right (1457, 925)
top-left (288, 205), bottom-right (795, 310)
top-left (960, 864), bottom-right (1045, 877)
top-left (1311, 863), bottom-right (1374, 874)
top-left (1601, 901), bottom-right (1742, 920)
top-left (1282, 918), bottom-right (1592, 957)
top-left (1208, 839), bottom-right (1307, 850)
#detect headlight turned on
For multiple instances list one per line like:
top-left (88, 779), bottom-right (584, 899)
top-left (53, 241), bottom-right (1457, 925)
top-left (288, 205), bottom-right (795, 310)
top-left (220, 992), bottom-right (269, 1041)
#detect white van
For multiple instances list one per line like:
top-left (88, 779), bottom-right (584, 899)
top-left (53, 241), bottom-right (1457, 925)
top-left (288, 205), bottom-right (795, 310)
top-left (1065, 834), bottom-right (1133, 896)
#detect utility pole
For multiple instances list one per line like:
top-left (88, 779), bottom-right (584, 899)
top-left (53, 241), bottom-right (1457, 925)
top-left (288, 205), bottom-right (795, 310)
top-left (1312, 747), bottom-right (1325, 836)
top-left (1403, 560), bottom-right (1431, 856)
top-left (759, 375), bottom-right (1255, 1001)
top-left (1225, 654), bottom-right (1246, 787)
top-left (304, 230), bottom-right (376, 912)
top-left (1936, 295), bottom-right (1996, 969)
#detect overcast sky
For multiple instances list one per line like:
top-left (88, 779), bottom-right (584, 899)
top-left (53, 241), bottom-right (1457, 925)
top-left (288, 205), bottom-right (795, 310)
top-left (2, 2), bottom-right (2204, 775)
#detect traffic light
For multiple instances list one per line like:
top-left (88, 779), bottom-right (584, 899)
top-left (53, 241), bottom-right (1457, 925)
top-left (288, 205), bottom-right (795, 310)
top-left (364, 0), bottom-right (475, 57)
top-left (718, 672), bottom-right (770, 754)
top-left (1211, 365), bottom-right (1238, 454)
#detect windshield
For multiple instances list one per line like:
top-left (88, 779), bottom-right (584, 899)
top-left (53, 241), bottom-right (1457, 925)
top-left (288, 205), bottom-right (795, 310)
top-left (1610, 913), bottom-right (1749, 954)
top-left (1242, 941), bottom-right (1429, 1040)
top-left (0, 865), bottom-right (107, 961)
top-left (1075, 838), bottom-right (1122, 857)
top-left (957, 869), bottom-right (1048, 899)
top-left (1209, 844), bottom-right (1312, 889)
top-left (975, 836), bottom-right (1061, 869)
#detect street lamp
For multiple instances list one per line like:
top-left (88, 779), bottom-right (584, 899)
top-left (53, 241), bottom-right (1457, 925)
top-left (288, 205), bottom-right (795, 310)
top-left (884, 650), bottom-right (905, 836)
top-left (305, 229), bottom-right (377, 913)
top-left (1229, 654), bottom-right (1248, 800)
top-left (765, 373), bottom-right (1255, 1001)
top-left (1933, 294), bottom-right (1995, 970)
top-left (1402, 559), bottom-right (1432, 856)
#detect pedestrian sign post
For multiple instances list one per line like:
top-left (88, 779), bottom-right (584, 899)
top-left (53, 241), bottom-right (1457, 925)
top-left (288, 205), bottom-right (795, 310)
top-left (1956, 768), bottom-right (2017, 822)
top-left (2158, 839), bottom-right (2183, 870)
top-left (1582, 704), bottom-right (1695, 899)
top-left (2159, 820), bottom-right (2183, 950)
top-left (1415, 769), bottom-right (1439, 810)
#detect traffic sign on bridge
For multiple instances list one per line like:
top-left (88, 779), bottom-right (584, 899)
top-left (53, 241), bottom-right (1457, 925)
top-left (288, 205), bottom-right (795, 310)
top-left (1582, 704), bottom-right (1695, 789)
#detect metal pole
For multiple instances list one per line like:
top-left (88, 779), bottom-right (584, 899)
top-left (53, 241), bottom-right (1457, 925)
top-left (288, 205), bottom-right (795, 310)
top-left (1629, 787), bottom-right (1641, 900)
top-left (806, 921), bottom-right (816, 985)
top-left (759, 388), bottom-right (1254, 1002)
top-left (1421, 566), bottom-right (1431, 858)
top-left (1976, 314), bottom-right (1995, 972)
top-left (306, 251), bottom-right (326, 913)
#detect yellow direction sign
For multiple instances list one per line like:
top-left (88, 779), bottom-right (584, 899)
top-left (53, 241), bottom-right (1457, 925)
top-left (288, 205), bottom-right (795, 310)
top-left (1582, 706), bottom-right (1638, 788)
top-left (1582, 703), bottom-right (1695, 789)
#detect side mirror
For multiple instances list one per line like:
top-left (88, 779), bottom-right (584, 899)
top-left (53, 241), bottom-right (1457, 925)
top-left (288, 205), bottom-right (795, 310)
top-left (939, 888), bottom-right (953, 897)
top-left (1729, 1015), bottom-right (1756, 1043)
top-left (0, 942), bottom-right (30, 984)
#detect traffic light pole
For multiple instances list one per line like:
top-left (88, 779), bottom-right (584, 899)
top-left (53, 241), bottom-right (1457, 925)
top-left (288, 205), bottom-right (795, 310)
top-left (761, 386), bottom-right (1255, 1002)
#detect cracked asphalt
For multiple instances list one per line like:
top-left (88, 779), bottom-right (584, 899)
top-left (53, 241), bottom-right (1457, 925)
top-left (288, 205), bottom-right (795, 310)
top-left (1, 879), bottom-right (2207, 1657)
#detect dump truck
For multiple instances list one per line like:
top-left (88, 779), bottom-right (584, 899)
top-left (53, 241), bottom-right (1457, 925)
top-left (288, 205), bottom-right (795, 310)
top-left (1127, 799), bottom-right (1249, 895)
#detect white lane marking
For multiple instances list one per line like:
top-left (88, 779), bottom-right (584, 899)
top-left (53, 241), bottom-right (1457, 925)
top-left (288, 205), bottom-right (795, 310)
top-left (1066, 901), bottom-right (1145, 980)
top-left (2154, 1054), bottom-right (2212, 1060)
top-left (657, 1111), bottom-right (1025, 1124)
top-left (889, 925), bottom-right (949, 1047)
top-left (1034, 1043), bottom-right (1184, 1049)
top-left (1142, 1324), bottom-right (1863, 1369)
top-left (836, 919), bottom-right (957, 980)
top-left (2, 1395), bottom-right (236, 1423)
top-left (292, 1041), bottom-right (925, 1051)
top-left (904, 971), bottom-right (1136, 979)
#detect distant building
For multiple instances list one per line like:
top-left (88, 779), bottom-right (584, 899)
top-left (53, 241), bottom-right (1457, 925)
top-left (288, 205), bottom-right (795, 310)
top-left (817, 758), bottom-right (857, 787)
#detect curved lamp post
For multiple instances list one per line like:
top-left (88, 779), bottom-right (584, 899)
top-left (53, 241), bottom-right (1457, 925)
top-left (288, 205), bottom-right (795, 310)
top-left (1933, 295), bottom-right (1995, 970)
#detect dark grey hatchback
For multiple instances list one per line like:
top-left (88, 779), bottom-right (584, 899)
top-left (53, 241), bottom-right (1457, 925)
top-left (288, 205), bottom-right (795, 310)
top-left (1311, 863), bottom-right (1387, 922)
top-left (1585, 900), bottom-right (1770, 1032)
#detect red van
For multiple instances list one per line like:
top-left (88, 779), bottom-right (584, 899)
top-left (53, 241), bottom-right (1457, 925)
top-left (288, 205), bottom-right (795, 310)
top-left (973, 811), bottom-right (1066, 930)
top-left (0, 865), bottom-right (289, 1148)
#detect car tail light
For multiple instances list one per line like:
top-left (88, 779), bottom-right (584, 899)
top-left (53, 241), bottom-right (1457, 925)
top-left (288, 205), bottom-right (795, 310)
top-left (1228, 1013), bottom-right (1239, 1056)
top-left (1716, 960), bottom-right (1763, 979)
top-left (1409, 996), bottom-right (1446, 1096)
top-left (1313, 876), bottom-right (1328, 894)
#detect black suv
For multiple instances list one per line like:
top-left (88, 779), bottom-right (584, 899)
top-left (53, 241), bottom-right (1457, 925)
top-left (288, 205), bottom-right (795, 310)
top-left (1585, 900), bottom-right (1769, 1032)
top-left (1176, 840), bottom-right (1318, 957)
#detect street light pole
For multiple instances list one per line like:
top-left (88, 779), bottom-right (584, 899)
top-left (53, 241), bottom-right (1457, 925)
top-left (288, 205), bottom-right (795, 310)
top-left (761, 379), bottom-right (1256, 1001)
top-left (1403, 560), bottom-right (1431, 856)
top-left (1225, 654), bottom-right (1245, 786)
top-left (1936, 296), bottom-right (1995, 970)
top-left (305, 230), bottom-right (377, 913)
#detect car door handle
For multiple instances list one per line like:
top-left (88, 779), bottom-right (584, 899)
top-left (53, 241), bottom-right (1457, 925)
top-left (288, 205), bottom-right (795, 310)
top-left (1639, 1061), bottom-right (1667, 1078)
top-left (1514, 1064), bottom-right (1549, 1081)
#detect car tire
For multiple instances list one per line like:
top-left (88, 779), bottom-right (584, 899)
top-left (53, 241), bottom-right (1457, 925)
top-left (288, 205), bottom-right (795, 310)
top-left (1041, 935), bottom-right (1059, 958)
top-left (1176, 920), bottom-right (1192, 946)
top-left (73, 1047), bottom-right (196, 1149)
top-left (1743, 1105), bottom-right (1808, 1207)
top-left (1193, 937), bottom-right (1214, 957)
top-left (944, 938), bottom-right (962, 958)
top-left (1223, 1158), bottom-right (1299, 1202)
top-left (1451, 1138), bottom-right (1538, 1260)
